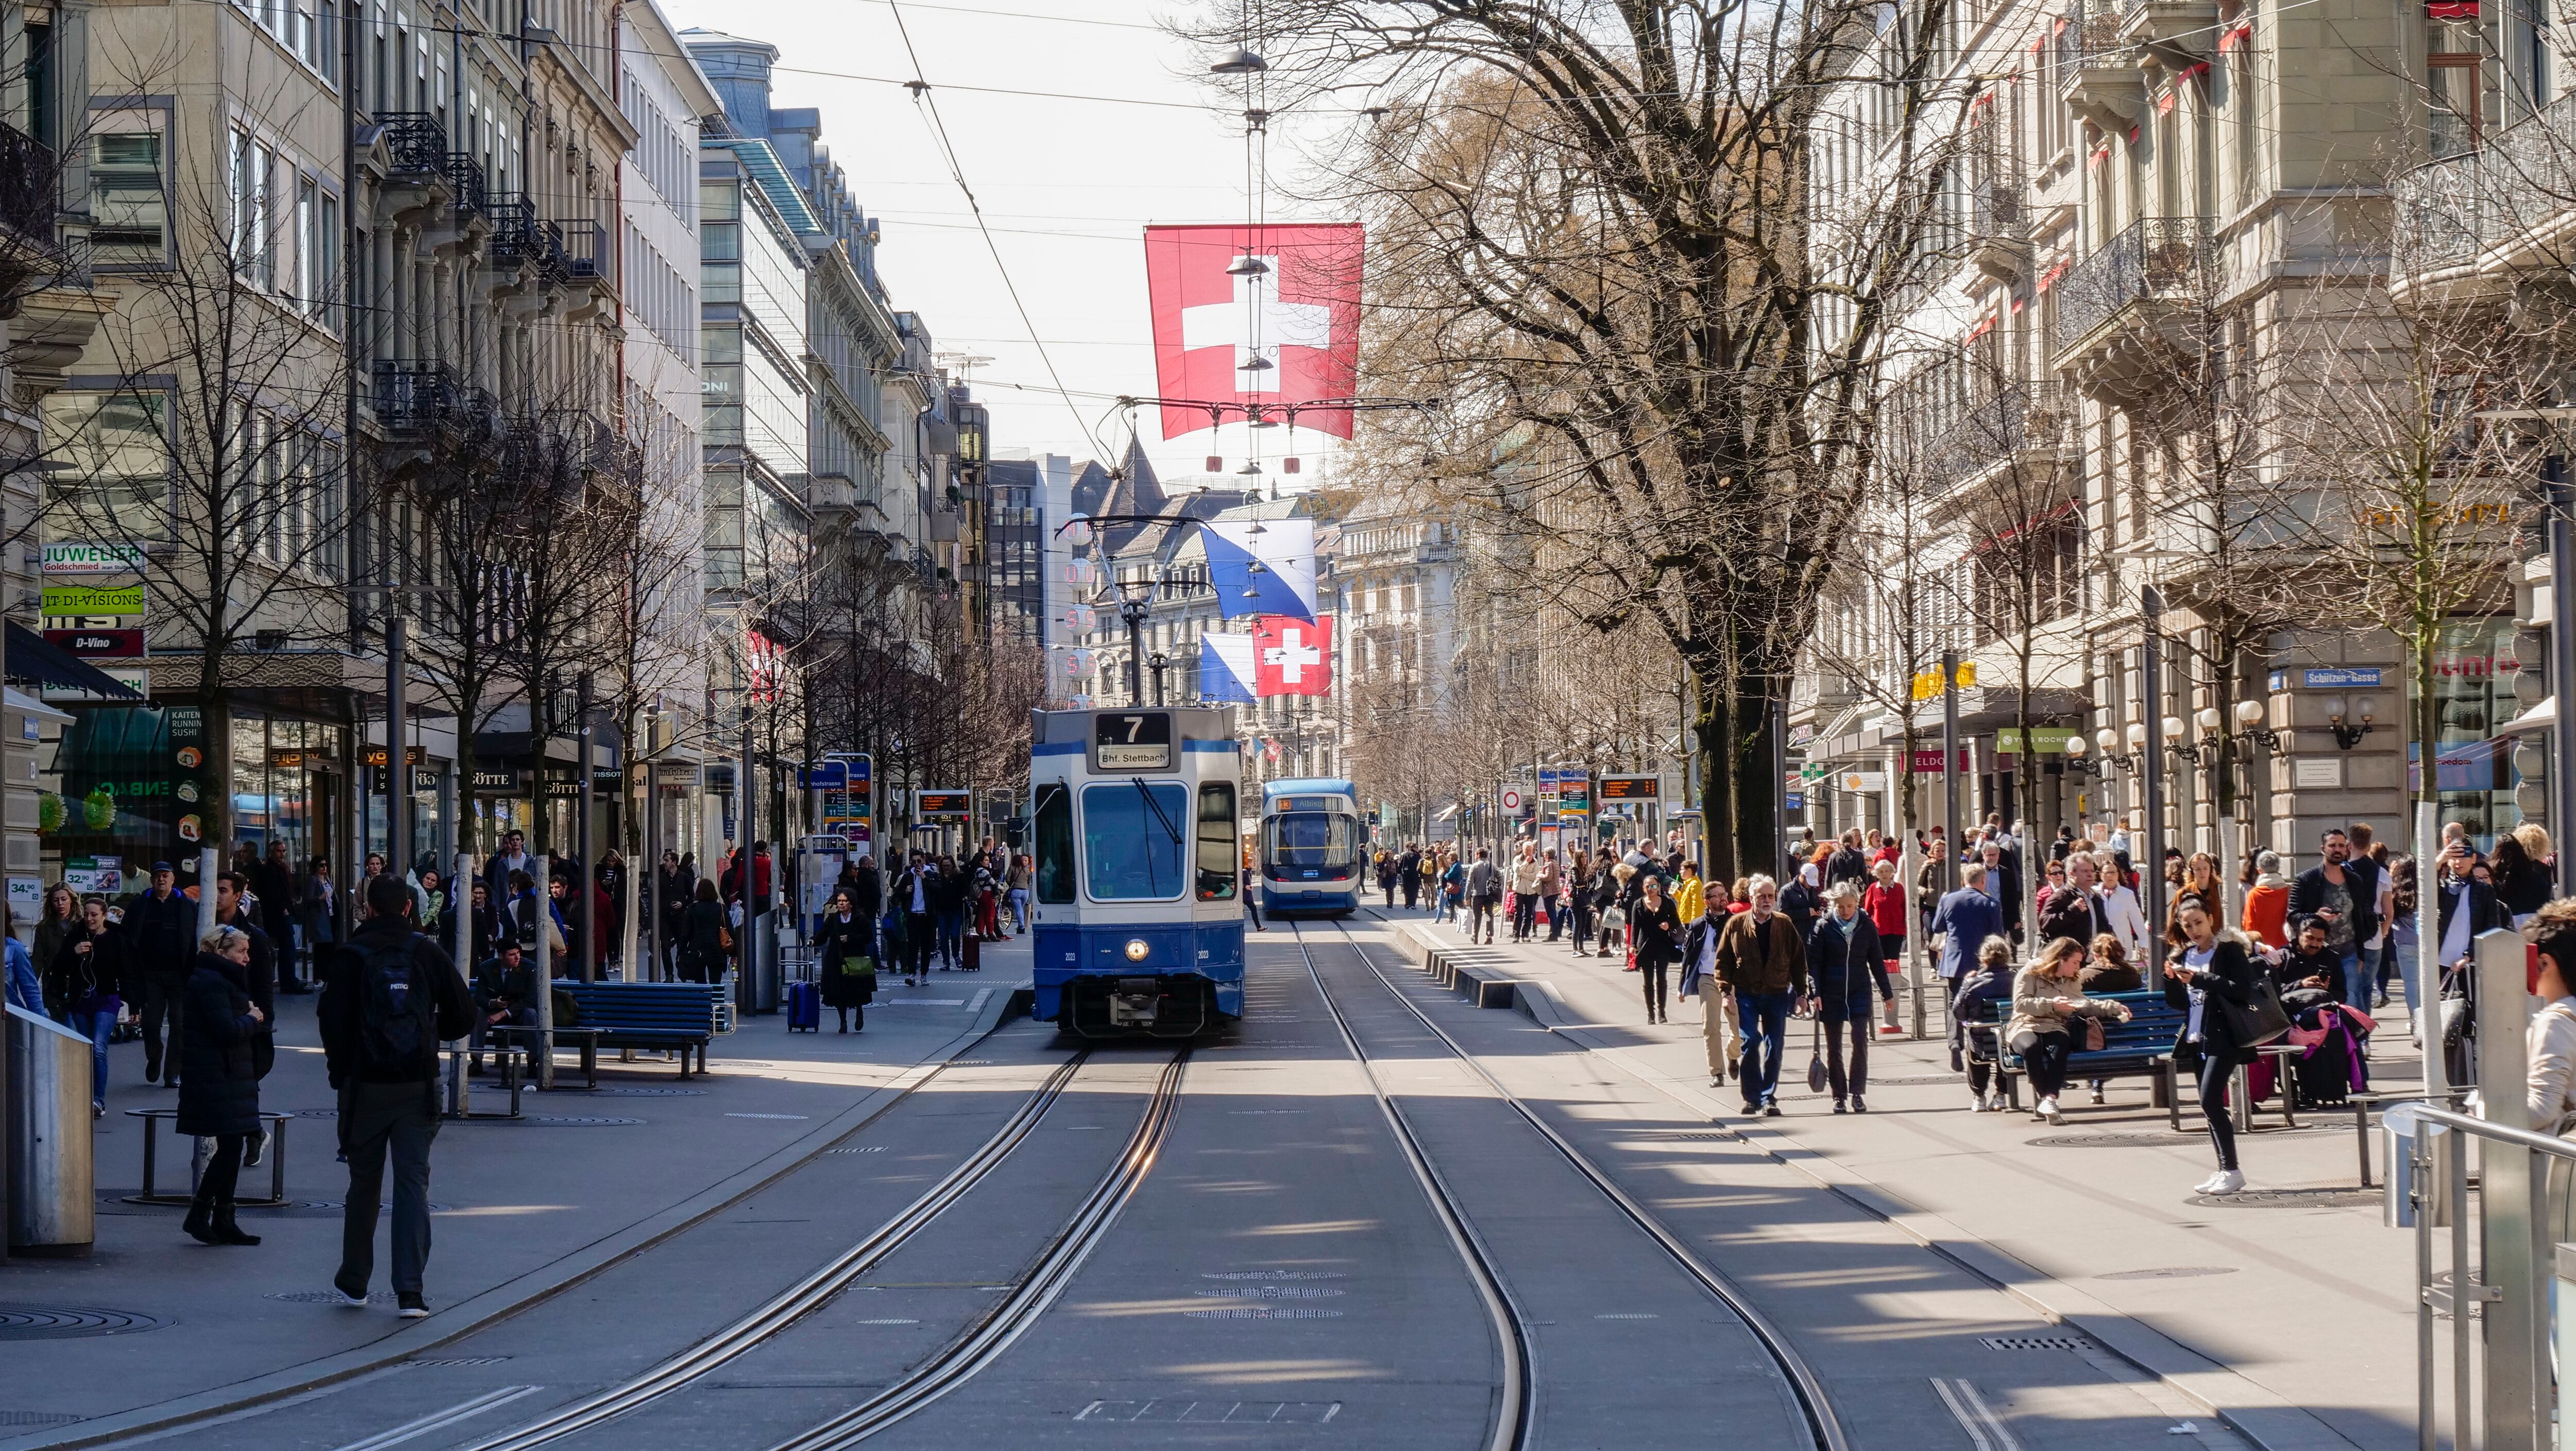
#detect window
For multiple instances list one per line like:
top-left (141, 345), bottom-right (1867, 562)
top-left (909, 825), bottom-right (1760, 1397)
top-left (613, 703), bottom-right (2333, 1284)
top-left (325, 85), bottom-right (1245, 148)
top-left (2429, 20), bottom-right (2480, 157)
top-left (1082, 781), bottom-right (1188, 901)
top-left (1196, 783), bottom-right (1236, 900)
top-left (43, 391), bottom-right (170, 532)
top-left (91, 133), bottom-right (166, 265)
top-left (1033, 783), bottom-right (1074, 902)
top-left (317, 192), bottom-right (339, 328)
top-left (296, 178), bottom-right (316, 307)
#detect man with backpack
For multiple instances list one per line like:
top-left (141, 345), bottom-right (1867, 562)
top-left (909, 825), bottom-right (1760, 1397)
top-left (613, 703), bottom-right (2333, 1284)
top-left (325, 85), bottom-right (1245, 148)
top-left (318, 874), bottom-right (472, 1318)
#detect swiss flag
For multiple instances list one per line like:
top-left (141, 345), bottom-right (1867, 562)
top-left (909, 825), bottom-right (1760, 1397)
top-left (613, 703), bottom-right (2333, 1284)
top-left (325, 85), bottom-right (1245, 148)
top-left (1145, 224), bottom-right (1363, 441)
top-left (1253, 614), bottom-right (1333, 697)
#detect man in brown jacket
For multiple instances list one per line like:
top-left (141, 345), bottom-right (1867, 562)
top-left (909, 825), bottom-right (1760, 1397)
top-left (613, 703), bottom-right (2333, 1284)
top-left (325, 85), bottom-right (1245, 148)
top-left (1714, 875), bottom-right (1809, 1116)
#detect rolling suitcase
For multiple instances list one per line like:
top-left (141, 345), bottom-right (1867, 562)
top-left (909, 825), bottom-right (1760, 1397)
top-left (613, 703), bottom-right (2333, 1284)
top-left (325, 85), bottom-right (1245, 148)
top-left (785, 978), bottom-right (821, 1032)
top-left (962, 932), bottom-right (981, 972)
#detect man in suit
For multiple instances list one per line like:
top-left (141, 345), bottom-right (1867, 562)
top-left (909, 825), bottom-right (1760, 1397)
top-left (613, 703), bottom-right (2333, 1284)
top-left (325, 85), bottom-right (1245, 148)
top-left (1929, 864), bottom-right (2006, 984)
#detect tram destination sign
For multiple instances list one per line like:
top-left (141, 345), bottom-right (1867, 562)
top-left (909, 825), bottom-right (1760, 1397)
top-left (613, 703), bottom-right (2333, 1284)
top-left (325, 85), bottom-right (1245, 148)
top-left (1596, 775), bottom-right (1659, 802)
top-left (1092, 711), bottom-right (1173, 770)
top-left (915, 789), bottom-right (972, 821)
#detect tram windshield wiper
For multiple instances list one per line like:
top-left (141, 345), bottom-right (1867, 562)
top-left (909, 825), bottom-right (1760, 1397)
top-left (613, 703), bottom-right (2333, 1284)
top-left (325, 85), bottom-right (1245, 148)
top-left (1132, 777), bottom-right (1182, 897)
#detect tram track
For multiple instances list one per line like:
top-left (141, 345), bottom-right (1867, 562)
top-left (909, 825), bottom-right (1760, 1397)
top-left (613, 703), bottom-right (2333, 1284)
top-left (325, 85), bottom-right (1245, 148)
top-left (1292, 918), bottom-right (1850, 1451)
top-left (442, 1046), bottom-right (1189, 1451)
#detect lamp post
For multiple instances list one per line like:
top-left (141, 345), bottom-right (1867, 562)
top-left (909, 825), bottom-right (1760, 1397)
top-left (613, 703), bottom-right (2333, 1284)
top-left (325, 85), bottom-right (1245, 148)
top-left (2139, 587), bottom-right (2168, 975)
top-left (1148, 651), bottom-right (1170, 707)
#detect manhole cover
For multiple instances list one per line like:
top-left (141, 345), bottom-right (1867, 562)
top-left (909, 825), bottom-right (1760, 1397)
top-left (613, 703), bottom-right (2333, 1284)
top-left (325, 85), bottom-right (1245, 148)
top-left (270, 1290), bottom-right (401, 1305)
top-left (1595, 1313), bottom-right (1660, 1319)
top-left (0, 1306), bottom-right (169, 1339)
top-left (2097, 1267), bottom-right (2239, 1280)
top-left (1183, 1308), bottom-right (1344, 1320)
top-left (586, 1088), bottom-right (705, 1098)
top-left (853, 1318), bottom-right (919, 1325)
top-left (409, 1356), bottom-right (512, 1366)
top-left (827, 1146), bottom-right (887, 1154)
top-left (1202, 1271), bottom-right (1347, 1280)
top-left (1193, 1287), bottom-right (1344, 1300)
top-left (2191, 1188), bottom-right (2380, 1208)
top-left (1981, 1335), bottom-right (2093, 1351)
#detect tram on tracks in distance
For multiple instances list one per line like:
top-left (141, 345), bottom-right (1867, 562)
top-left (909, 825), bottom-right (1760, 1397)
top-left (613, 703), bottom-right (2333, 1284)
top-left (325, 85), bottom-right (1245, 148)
top-left (1027, 706), bottom-right (1246, 1037)
top-left (1259, 778), bottom-right (1364, 917)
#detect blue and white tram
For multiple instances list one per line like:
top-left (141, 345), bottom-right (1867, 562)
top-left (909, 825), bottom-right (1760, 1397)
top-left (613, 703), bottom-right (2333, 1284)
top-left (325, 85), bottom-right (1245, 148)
top-left (1027, 706), bottom-right (1246, 1037)
top-left (1259, 778), bottom-right (1365, 917)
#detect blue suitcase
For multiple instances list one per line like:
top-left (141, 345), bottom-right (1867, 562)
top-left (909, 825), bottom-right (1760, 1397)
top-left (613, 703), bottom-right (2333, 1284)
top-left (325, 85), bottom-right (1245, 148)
top-left (785, 979), bottom-right (821, 1032)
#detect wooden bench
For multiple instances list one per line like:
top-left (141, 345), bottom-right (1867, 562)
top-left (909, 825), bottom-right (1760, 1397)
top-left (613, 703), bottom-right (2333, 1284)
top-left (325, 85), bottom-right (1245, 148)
top-left (552, 981), bottom-right (731, 1078)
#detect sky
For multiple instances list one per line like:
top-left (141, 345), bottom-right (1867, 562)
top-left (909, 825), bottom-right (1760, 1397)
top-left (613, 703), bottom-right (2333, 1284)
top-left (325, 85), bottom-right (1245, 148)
top-left (658, 0), bottom-right (1347, 493)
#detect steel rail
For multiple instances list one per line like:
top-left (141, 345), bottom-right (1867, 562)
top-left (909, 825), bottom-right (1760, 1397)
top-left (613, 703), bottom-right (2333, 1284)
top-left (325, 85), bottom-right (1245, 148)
top-left (1318, 919), bottom-right (1851, 1451)
top-left (459, 1051), bottom-right (1093, 1451)
top-left (766, 1049), bottom-right (1191, 1450)
top-left (1288, 924), bottom-right (1533, 1451)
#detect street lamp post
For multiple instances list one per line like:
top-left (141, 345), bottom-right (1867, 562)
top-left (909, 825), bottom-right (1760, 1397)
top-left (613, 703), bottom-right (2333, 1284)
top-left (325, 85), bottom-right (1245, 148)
top-left (1148, 651), bottom-right (1170, 706)
top-left (2139, 586), bottom-right (2168, 981)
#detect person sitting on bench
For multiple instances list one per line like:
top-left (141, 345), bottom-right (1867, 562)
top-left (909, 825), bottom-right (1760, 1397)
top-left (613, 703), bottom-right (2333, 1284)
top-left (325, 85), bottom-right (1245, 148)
top-left (470, 940), bottom-right (539, 1074)
top-left (2008, 935), bottom-right (2134, 1126)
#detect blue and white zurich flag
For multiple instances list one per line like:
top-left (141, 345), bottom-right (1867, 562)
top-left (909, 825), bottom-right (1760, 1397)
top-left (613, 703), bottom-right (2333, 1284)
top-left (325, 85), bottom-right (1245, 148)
top-left (1199, 633), bottom-right (1259, 704)
top-left (1205, 518), bottom-right (1317, 622)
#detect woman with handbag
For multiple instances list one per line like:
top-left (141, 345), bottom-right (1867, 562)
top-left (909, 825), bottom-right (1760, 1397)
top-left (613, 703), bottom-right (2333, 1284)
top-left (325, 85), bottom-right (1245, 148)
top-left (2520, 902), bottom-right (2576, 1247)
top-left (684, 879), bottom-right (730, 984)
top-left (1630, 874), bottom-right (1685, 1024)
top-left (817, 890), bottom-right (876, 1033)
top-left (2166, 899), bottom-right (2281, 1195)
top-left (2007, 935), bottom-right (2131, 1125)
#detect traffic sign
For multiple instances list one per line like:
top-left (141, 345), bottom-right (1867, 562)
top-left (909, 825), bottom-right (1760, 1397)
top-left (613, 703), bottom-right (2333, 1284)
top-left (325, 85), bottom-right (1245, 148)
top-left (801, 760), bottom-right (848, 790)
top-left (1500, 786), bottom-right (1522, 811)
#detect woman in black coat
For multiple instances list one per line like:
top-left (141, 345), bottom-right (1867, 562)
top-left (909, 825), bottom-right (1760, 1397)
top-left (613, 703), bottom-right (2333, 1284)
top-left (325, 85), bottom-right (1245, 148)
top-left (816, 890), bottom-right (876, 1032)
top-left (1807, 883), bottom-right (1891, 1111)
top-left (684, 879), bottom-right (730, 984)
top-left (1629, 875), bottom-right (1685, 1025)
top-left (2165, 899), bottom-right (2262, 1196)
top-left (177, 927), bottom-right (267, 1245)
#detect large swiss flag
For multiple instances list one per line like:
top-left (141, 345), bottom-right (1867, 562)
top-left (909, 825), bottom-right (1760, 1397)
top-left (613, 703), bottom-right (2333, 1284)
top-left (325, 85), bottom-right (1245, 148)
top-left (1254, 614), bottom-right (1333, 697)
top-left (1144, 224), bottom-right (1363, 441)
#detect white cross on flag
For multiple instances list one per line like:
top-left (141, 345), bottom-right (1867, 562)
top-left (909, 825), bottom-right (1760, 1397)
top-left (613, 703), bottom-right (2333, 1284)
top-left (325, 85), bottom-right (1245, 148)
top-left (1253, 614), bottom-right (1333, 697)
top-left (1145, 224), bottom-right (1364, 441)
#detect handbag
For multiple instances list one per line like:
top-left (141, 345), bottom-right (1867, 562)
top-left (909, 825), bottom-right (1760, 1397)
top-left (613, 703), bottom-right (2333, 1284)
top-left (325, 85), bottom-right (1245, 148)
top-left (1805, 1011), bottom-right (1828, 1093)
top-left (1602, 905), bottom-right (1628, 932)
top-left (2081, 1016), bottom-right (2107, 1052)
top-left (2218, 972), bottom-right (2292, 1047)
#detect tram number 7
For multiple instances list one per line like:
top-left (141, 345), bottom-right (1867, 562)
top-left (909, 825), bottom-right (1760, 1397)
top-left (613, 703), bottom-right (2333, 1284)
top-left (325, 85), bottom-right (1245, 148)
top-left (1121, 716), bottom-right (1145, 742)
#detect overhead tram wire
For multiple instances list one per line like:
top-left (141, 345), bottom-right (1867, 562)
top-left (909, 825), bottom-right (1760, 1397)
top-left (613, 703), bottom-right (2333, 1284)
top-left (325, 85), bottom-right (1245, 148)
top-left (885, 0), bottom-right (1110, 466)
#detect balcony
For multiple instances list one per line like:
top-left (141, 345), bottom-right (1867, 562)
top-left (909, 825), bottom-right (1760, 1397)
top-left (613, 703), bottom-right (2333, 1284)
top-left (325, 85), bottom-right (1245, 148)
top-left (370, 359), bottom-right (497, 444)
top-left (2115, 0), bottom-right (2220, 69)
top-left (374, 114), bottom-right (485, 221)
top-left (1967, 169), bottom-right (2028, 282)
top-left (551, 221), bottom-right (603, 282)
top-left (0, 122), bottom-right (56, 242)
top-left (2055, 4), bottom-right (2147, 133)
top-left (2392, 92), bottom-right (2576, 301)
top-left (2049, 216), bottom-right (2214, 404)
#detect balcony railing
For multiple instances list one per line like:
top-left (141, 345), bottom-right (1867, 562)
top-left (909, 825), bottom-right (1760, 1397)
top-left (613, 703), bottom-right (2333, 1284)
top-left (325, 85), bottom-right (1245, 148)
top-left (2052, 216), bottom-right (2213, 357)
top-left (2395, 91), bottom-right (2576, 280)
top-left (0, 122), bottom-right (56, 241)
top-left (378, 113), bottom-right (450, 174)
top-left (369, 359), bottom-right (501, 439)
top-left (551, 220), bottom-right (603, 282)
top-left (2055, 2), bottom-right (2128, 74)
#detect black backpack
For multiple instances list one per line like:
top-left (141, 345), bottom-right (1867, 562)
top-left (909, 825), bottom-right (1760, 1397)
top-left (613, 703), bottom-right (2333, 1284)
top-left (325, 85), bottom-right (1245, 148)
top-left (353, 934), bottom-right (438, 1073)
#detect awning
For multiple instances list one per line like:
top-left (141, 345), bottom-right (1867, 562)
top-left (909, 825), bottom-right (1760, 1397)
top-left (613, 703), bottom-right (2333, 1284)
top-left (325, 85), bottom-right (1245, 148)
top-left (3, 687), bottom-right (73, 724)
top-left (3, 621), bottom-right (143, 700)
top-left (2497, 696), bottom-right (2555, 739)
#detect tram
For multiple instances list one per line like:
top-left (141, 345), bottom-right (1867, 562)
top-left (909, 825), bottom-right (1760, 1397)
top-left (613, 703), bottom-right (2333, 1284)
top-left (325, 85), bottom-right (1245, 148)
top-left (1259, 778), bottom-right (1365, 917)
top-left (1026, 706), bottom-right (1246, 1037)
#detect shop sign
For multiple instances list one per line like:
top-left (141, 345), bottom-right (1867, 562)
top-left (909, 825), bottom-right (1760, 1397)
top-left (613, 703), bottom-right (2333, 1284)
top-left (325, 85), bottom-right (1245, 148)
top-left (469, 767), bottom-right (522, 793)
top-left (44, 628), bottom-right (143, 657)
top-left (1839, 771), bottom-right (1888, 792)
top-left (44, 666), bottom-right (148, 702)
top-left (62, 855), bottom-right (123, 895)
top-left (1785, 792), bottom-right (1805, 811)
top-left (361, 746), bottom-right (425, 766)
top-left (1993, 727), bottom-right (2079, 754)
top-left (412, 768), bottom-right (441, 792)
top-left (40, 584), bottom-right (144, 615)
top-left (2300, 667), bottom-right (2382, 689)
top-left (267, 749), bottom-right (308, 769)
top-left (1910, 748), bottom-right (1971, 773)
top-left (40, 542), bottom-right (145, 575)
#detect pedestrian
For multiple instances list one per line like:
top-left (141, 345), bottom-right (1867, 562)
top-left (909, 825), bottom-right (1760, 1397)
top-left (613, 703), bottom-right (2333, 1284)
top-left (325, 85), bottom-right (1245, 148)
top-left (2007, 935), bottom-right (2130, 1126)
top-left (1439, 850), bottom-right (1464, 924)
top-left (1951, 936), bottom-right (2017, 1110)
top-left (2519, 902), bottom-right (2576, 1237)
top-left (1714, 874), bottom-right (1808, 1117)
top-left (1680, 886), bottom-right (1739, 1085)
top-left (1376, 849), bottom-right (1397, 908)
top-left (2091, 850), bottom-right (2151, 963)
top-left (2494, 831), bottom-right (2552, 925)
top-left (1930, 864), bottom-right (2006, 985)
top-left (1825, 830), bottom-right (1868, 889)
top-left (302, 855), bottom-right (337, 968)
top-left (2287, 828), bottom-right (2382, 1015)
top-left (1780, 859), bottom-right (1823, 943)
top-left (1672, 859), bottom-right (1704, 925)
top-left (818, 889), bottom-right (875, 1033)
top-left (1863, 858), bottom-right (1909, 1035)
top-left (468, 940), bottom-right (538, 1075)
top-left (256, 841), bottom-right (302, 991)
top-left (1, 905), bottom-right (36, 1016)
top-left (1005, 853), bottom-right (1030, 934)
top-left (657, 851), bottom-right (692, 975)
top-left (1630, 874), bottom-right (1684, 1024)
top-left (934, 855), bottom-right (969, 970)
top-left (44, 897), bottom-right (125, 1118)
top-left (124, 862), bottom-right (196, 1088)
top-left (1465, 849), bottom-right (1502, 944)
top-left (319, 874), bottom-right (473, 1316)
top-left (1507, 842), bottom-right (1542, 942)
top-left (32, 883), bottom-right (77, 994)
top-left (178, 925), bottom-right (270, 1245)
top-left (1808, 882), bottom-right (1890, 1112)
top-left (416, 868), bottom-right (447, 943)
top-left (1976, 840), bottom-right (2022, 943)
top-left (1242, 841), bottom-right (1265, 933)
top-left (1398, 843), bottom-right (1422, 910)
top-left (2039, 852), bottom-right (2102, 944)
top-left (2240, 850), bottom-right (2290, 948)
top-left (1538, 849), bottom-right (1565, 940)
top-left (2165, 898), bottom-right (2260, 1195)
top-left (684, 880), bottom-right (729, 984)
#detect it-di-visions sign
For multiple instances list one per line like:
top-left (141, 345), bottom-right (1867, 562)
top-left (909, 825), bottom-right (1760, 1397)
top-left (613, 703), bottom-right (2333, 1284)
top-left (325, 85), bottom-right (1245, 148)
top-left (41, 542), bottom-right (146, 575)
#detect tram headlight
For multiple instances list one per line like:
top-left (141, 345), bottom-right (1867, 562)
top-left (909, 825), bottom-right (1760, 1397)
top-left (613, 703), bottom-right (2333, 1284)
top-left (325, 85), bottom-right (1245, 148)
top-left (1123, 938), bottom-right (1151, 962)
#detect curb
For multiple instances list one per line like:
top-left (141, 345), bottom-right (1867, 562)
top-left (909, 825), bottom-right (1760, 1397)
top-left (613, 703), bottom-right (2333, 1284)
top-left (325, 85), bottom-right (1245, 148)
top-left (4, 983), bottom-right (1032, 1451)
top-left (1393, 922), bottom-right (2359, 1451)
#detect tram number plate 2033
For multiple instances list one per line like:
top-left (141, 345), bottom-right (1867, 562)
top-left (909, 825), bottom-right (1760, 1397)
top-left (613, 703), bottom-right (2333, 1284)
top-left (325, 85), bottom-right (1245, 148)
top-left (1094, 713), bottom-right (1173, 770)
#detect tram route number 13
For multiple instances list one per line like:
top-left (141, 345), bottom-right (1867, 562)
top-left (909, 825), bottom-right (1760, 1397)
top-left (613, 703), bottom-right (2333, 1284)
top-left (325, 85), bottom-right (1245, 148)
top-left (1094, 712), bottom-right (1173, 770)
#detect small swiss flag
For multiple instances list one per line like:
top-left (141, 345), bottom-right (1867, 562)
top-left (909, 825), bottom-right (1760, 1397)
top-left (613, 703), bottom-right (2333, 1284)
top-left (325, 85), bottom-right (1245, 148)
top-left (1253, 614), bottom-right (1332, 697)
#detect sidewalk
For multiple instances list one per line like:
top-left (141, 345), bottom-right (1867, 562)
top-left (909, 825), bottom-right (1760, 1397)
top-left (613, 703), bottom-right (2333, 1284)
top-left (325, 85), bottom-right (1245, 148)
top-left (1388, 908), bottom-right (2420, 1451)
top-left (0, 938), bottom-right (1030, 1448)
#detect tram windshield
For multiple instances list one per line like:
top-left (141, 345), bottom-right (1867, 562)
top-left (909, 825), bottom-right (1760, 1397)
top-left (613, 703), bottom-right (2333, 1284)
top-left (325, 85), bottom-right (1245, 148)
top-left (1082, 781), bottom-right (1189, 900)
top-left (1266, 811), bottom-right (1358, 872)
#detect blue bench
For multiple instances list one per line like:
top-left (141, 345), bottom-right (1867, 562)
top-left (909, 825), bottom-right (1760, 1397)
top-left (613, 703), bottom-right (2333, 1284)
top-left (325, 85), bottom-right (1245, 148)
top-left (552, 981), bottom-right (732, 1078)
top-left (1966, 989), bottom-right (2181, 1110)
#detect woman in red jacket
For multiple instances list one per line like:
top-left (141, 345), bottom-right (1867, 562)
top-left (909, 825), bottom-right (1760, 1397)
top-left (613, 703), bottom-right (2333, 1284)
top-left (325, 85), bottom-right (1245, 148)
top-left (1862, 858), bottom-right (1910, 1035)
